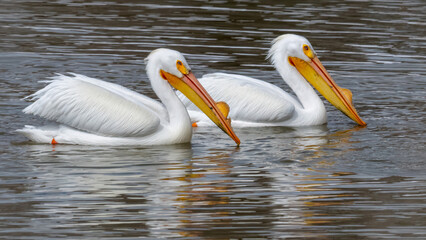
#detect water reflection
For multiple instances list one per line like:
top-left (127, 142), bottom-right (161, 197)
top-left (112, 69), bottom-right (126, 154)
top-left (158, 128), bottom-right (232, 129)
top-left (293, 126), bottom-right (365, 162)
top-left (2, 122), bottom-right (424, 238)
top-left (12, 126), bottom-right (364, 238)
top-left (6, 144), bottom-right (193, 238)
top-left (172, 148), bottom-right (277, 238)
top-left (146, 126), bottom-right (368, 238)
top-left (169, 150), bottom-right (237, 238)
top-left (267, 127), bottom-right (360, 236)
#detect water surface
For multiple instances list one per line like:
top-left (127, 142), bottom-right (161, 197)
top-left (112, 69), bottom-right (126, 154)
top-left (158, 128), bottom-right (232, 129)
top-left (1, 0), bottom-right (425, 239)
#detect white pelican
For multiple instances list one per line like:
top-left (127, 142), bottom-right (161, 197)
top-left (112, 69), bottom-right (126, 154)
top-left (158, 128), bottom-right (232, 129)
top-left (17, 48), bottom-right (240, 146)
top-left (179, 34), bottom-right (366, 127)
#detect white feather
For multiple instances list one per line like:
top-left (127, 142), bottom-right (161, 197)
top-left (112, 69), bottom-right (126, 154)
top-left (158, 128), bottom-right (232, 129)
top-left (23, 73), bottom-right (162, 137)
top-left (180, 73), bottom-right (298, 123)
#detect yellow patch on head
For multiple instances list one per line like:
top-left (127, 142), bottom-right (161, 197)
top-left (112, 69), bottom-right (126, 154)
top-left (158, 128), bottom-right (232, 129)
top-left (176, 60), bottom-right (188, 75)
top-left (303, 44), bottom-right (315, 59)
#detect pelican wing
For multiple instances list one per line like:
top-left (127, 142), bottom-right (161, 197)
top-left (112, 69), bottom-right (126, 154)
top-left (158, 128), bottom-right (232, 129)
top-left (23, 74), bottom-right (166, 137)
top-left (180, 73), bottom-right (299, 123)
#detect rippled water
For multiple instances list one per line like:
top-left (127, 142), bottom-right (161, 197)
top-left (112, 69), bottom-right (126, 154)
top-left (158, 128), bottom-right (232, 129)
top-left (1, 0), bottom-right (425, 239)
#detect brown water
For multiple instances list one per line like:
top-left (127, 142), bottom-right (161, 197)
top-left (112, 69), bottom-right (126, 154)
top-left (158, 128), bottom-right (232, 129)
top-left (1, 0), bottom-right (425, 239)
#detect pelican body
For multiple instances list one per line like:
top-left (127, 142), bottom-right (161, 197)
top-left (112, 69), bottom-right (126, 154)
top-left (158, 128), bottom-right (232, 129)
top-left (179, 34), bottom-right (366, 127)
top-left (18, 49), bottom-right (240, 146)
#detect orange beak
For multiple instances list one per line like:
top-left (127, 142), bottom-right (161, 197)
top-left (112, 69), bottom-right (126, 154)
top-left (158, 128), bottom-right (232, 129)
top-left (161, 70), bottom-right (240, 145)
top-left (290, 56), bottom-right (366, 126)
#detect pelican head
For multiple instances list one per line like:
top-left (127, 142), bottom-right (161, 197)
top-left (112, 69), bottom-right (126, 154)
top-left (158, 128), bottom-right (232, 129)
top-left (146, 48), bottom-right (240, 145)
top-left (269, 34), bottom-right (366, 126)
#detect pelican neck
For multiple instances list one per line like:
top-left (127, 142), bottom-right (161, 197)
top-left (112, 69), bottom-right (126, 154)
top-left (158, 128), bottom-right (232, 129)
top-left (274, 54), bottom-right (325, 112)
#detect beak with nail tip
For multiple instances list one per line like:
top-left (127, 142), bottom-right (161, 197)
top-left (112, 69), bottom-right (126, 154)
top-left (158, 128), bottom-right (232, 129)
top-left (160, 70), bottom-right (241, 145)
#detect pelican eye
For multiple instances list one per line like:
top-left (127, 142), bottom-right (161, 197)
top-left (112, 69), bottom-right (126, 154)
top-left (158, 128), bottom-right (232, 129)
top-left (303, 44), bottom-right (314, 59)
top-left (176, 60), bottom-right (189, 74)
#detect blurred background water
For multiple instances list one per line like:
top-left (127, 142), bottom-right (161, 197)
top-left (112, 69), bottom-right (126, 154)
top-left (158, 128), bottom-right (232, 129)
top-left (0, 0), bottom-right (425, 239)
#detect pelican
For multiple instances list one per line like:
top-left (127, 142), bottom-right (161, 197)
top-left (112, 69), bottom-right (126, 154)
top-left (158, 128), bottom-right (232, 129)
top-left (179, 34), bottom-right (366, 127)
top-left (17, 48), bottom-right (240, 146)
